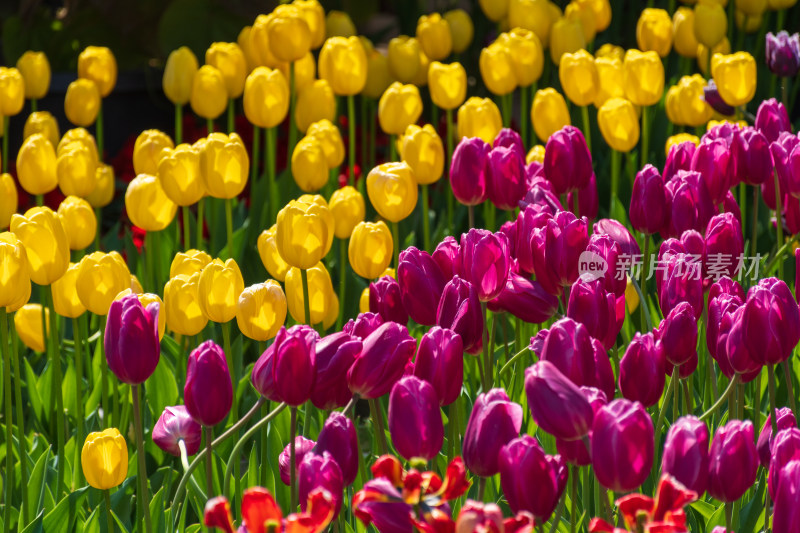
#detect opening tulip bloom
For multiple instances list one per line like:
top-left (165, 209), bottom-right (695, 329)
top-left (388, 375), bottom-right (444, 461)
top-left (368, 275), bottom-right (408, 326)
top-left (315, 411), bottom-right (359, 486)
top-left (184, 340), bottom-right (233, 427)
top-left (152, 405), bottom-right (202, 457)
top-left (456, 229), bottom-right (511, 302)
top-left (525, 360), bottom-right (594, 441)
top-left (105, 294), bottom-right (161, 385)
top-left (436, 276), bottom-right (484, 354)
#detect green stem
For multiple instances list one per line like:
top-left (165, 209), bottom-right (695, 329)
top-left (570, 466), bottom-right (577, 533)
top-left (104, 489), bottom-right (114, 533)
top-left (207, 118), bottom-right (214, 136)
top-left (288, 61), bottom-right (297, 175)
top-left (610, 149), bottom-right (620, 215)
top-left (47, 287), bottom-right (66, 497)
top-left (337, 238), bottom-right (347, 330)
top-left (1, 308), bottom-right (12, 533)
top-left (182, 206), bottom-right (190, 250)
top-left (204, 426), bottom-right (214, 497)
top-left (768, 365), bottom-right (779, 435)
top-left (421, 184), bottom-right (431, 252)
top-left (73, 317), bottom-right (85, 488)
top-left (520, 87), bottom-right (528, 149)
top-left (227, 99), bottom-right (234, 134)
top-left (580, 105), bottom-right (592, 152)
top-left (446, 108), bottom-right (454, 232)
top-left (775, 169), bottom-right (784, 279)
top-left (751, 185), bottom-right (759, 257)
top-left (672, 365), bottom-right (680, 424)
top-left (651, 374), bottom-right (675, 477)
top-left (31, 99), bottom-right (37, 112)
top-left (10, 313), bottom-right (28, 525)
top-left (290, 406), bottom-right (298, 510)
top-left (640, 234), bottom-right (650, 328)
top-left (301, 268), bottom-right (313, 327)
top-left (782, 359), bottom-right (798, 423)
top-left (132, 384), bottom-right (153, 533)
top-left (260, 401), bottom-right (270, 487)
top-left (699, 374), bottom-right (740, 422)
top-left (640, 105), bottom-right (649, 169)
top-left (392, 221), bottom-right (400, 269)
top-left (725, 502), bottom-right (732, 533)
top-left (265, 127), bottom-right (277, 228)
top-left (477, 478), bottom-right (487, 501)
top-left (225, 198), bottom-right (234, 260)
top-left (220, 320), bottom-right (240, 507)
top-left (97, 101), bottom-right (104, 160)
top-left (481, 301), bottom-right (490, 391)
top-left (499, 347), bottom-right (531, 378)
top-left (348, 94), bottom-right (356, 187)
top-left (370, 398), bottom-right (389, 455)
top-left (175, 104), bottom-right (183, 145)
top-left (197, 198), bottom-right (205, 251)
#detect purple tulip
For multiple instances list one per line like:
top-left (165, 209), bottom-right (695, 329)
top-left (450, 137), bottom-right (490, 206)
top-left (525, 360), bottom-right (594, 441)
top-left (618, 332), bottom-right (666, 408)
top-left (567, 279), bottom-right (620, 351)
top-left (591, 398), bottom-right (654, 492)
top-left (567, 173), bottom-right (599, 221)
top-left (270, 325), bottom-right (317, 406)
top-left (519, 177), bottom-right (563, 215)
top-left (585, 234), bottom-right (627, 298)
top-left (279, 435), bottom-right (316, 485)
top-left (184, 340), bottom-right (233, 427)
top-left (725, 305), bottom-right (763, 375)
top-left (756, 99), bottom-right (792, 144)
top-left (515, 205), bottom-right (552, 274)
top-left (397, 247), bottom-right (447, 326)
top-left (152, 405), bottom-right (202, 457)
top-left (487, 145), bottom-right (527, 211)
top-left (556, 387), bottom-right (607, 466)
top-left (593, 218), bottom-right (641, 257)
top-left (663, 141), bottom-right (697, 183)
top-left (432, 236), bottom-right (459, 279)
top-left (704, 213), bottom-right (744, 281)
top-left (347, 321), bottom-right (416, 399)
top-left (708, 275), bottom-right (745, 302)
top-left (797, 248), bottom-right (800, 301)
top-left (664, 170), bottom-right (715, 238)
top-left (707, 293), bottom-right (744, 379)
top-left (413, 326), bottom-right (464, 406)
top-left (494, 127), bottom-right (524, 153)
top-left (630, 165), bottom-right (669, 235)
top-left (315, 411), bottom-right (359, 486)
top-left (311, 332), bottom-right (361, 410)
top-left (298, 451), bottom-right (344, 517)
top-left (707, 420), bottom-right (758, 503)
top-left (436, 276), bottom-right (484, 354)
top-left (457, 229), bottom-right (511, 301)
top-left (766, 31), bottom-right (800, 77)
top-left (388, 376), bottom-right (444, 461)
top-left (532, 210), bottom-right (589, 296)
top-left (692, 139), bottom-right (732, 205)
top-left (743, 278), bottom-right (800, 366)
top-left (658, 301), bottom-right (698, 366)
top-left (774, 459), bottom-right (800, 533)
top-left (462, 389), bottom-right (523, 477)
top-left (369, 276), bottom-right (409, 326)
top-left (498, 220), bottom-right (517, 259)
top-left (784, 192), bottom-right (800, 234)
top-left (343, 312), bottom-right (383, 340)
top-left (758, 408), bottom-right (797, 468)
top-left (703, 79), bottom-right (736, 116)
top-left (662, 416), bottom-right (710, 496)
top-left (732, 127), bottom-right (773, 186)
top-left (499, 435), bottom-right (567, 522)
top-left (487, 272), bottom-right (559, 324)
top-left (771, 132), bottom-right (800, 199)
top-left (544, 125), bottom-right (593, 195)
top-left (105, 294), bottom-right (160, 385)
top-left (658, 252), bottom-right (704, 319)
top-left (769, 428), bottom-right (800, 499)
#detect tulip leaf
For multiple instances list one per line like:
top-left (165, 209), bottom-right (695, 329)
top-left (690, 500), bottom-right (717, 522)
top-left (704, 503), bottom-right (725, 531)
top-left (19, 511), bottom-right (43, 533)
top-left (61, 358), bottom-right (77, 425)
top-left (738, 477), bottom-right (766, 533)
top-left (28, 446), bottom-right (49, 516)
top-left (23, 358), bottom-right (45, 427)
top-left (149, 487), bottom-right (166, 533)
top-left (41, 486), bottom-right (89, 533)
top-left (247, 442), bottom-right (259, 489)
top-left (84, 371), bottom-right (102, 420)
top-left (80, 507), bottom-right (99, 533)
top-left (145, 358), bottom-right (178, 422)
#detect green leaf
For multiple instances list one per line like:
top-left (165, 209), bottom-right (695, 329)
top-left (61, 358), bottom-right (77, 426)
top-left (42, 486), bottom-right (89, 533)
top-left (28, 447), bottom-right (50, 517)
top-left (23, 358), bottom-right (45, 426)
top-left (691, 500), bottom-right (717, 522)
top-left (81, 507), bottom-right (99, 533)
top-left (149, 487), bottom-right (166, 533)
top-left (19, 511), bottom-right (43, 533)
top-left (705, 503), bottom-right (725, 531)
top-left (145, 358), bottom-right (178, 421)
top-left (247, 442), bottom-right (259, 489)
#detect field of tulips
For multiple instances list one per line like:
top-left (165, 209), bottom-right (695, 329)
top-left (2, 0), bottom-right (800, 532)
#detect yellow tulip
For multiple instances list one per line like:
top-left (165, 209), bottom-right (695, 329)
top-left (767, 0), bottom-right (797, 7)
top-left (559, 49), bottom-right (599, 106)
top-left (480, 0), bottom-right (510, 22)
top-left (509, 0), bottom-right (553, 46)
top-left (294, 0), bottom-right (326, 48)
top-left (550, 16), bottom-right (586, 64)
top-left (125, 174), bottom-right (177, 231)
top-left (348, 221), bottom-right (393, 279)
top-left (268, 4), bottom-right (312, 63)
top-left (76, 251), bottom-right (131, 315)
top-left (623, 49), bottom-right (664, 107)
top-left (51, 262), bottom-right (85, 318)
top-left (236, 281), bottom-right (287, 341)
top-left (319, 36), bottom-right (368, 96)
top-left (593, 57), bottom-right (625, 108)
top-left (526, 145), bottom-right (546, 164)
top-left (87, 163), bottom-right (115, 208)
top-left (694, 0), bottom-right (727, 48)
top-left (400, 124), bottom-right (444, 185)
top-left (199, 132), bottom-right (249, 199)
top-left (170, 249), bottom-right (212, 278)
top-left (625, 276), bottom-right (639, 314)
top-left (81, 428), bottom-right (127, 490)
top-left (275, 197), bottom-right (333, 270)
top-left (58, 128), bottom-right (98, 161)
top-left (133, 130), bottom-right (173, 176)
top-left (130, 275), bottom-right (143, 294)
top-left (707, 118), bottom-right (748, 130)
top-left (238, 26), bottom-right (260, 73)
top-left (363, 47), bottom-right (392, 100)
top-left (416, 13), bottom-right (453, 61)
top-left (17, 133), bottom-right (58, 196)
top-left (711, 52), bottom-right (756, 107)
top-left (328, 186), bottom-right (365, 239)
top-left (565, 2), bottom-right (597, 45)
top-left (204, 43), bottom-right (247, 100)
top-left (325, 11), bottom-right (357, 38)
top-left (595, 43), bottom-right (625, 61)
top-left (15, 303), bottom-right (48, 352)
top-left (736, 0), bottom-right (766, 16)
top-left (64, 79), bottom-right (100, 127)
top-left (292, 136), bottom-right (328, 192)
top-left (665, 74), bottom-right (712, 127)
top-left (11, 206), bottom-right (69, 285)
top-left (190, 65), bottom-right (227, 120)
top-left (444, 9), bottom-right (474, 53)
top-left (163, 46), bottom-right (199, 106)
top-left (531, 88), bottom-right (571, 142)
top-left (574, 0), bottom-right (611, 32)
top-left (412, 48), bottom-right (430, 87)
top-left (0, 232), bottom-right (29, 307)
top-left (673, 8), bottom-right (699, 57)
top-left (0, 174), bottom-right (18, 230)
top-left (480, 42), bottom-right (517, 96)
top-left (23, 111), bottom-right (60, 148)
top-left (244, 67), bottom-right (289, 129)
top-left (164, 272), bottom-right (208, 336)
top-left (257, 225), bottom-right (291, 282)
top-left (665, 133), bottom-right (700, 156)
top-left (697, 37), bottom-right (730, 76)
top-left (57, 141), bottom-right (97, 197)
top-left (428, 61), bottom-right (466, 110)
top-left (497, 29), bottom-right (544, 88)
top-left (307, 119), bottom-right (345, 169)
top-left (366, 162), bottom-right (418, 223)
top-left (250, 14), bottom-right (283, 68)
top-left (295, 79), bottom-right (336, 133)
top-left (458, 97), bottom-right (502, 145)
top-left (378, 82), bottom-right (423, 136)
top-left (276, 51), bottom-right (315, 94)
top-left (157, 144), bottom-right (204, 206)
top-left (78, 46), bottom-right (117, 97)
top-left (636, 8), bottom-right (673, 57)
top-left (57, 196), bottom-right (96, 250)
top-left (0, 67), bottom-right (25, 116)
top-left (598, 97), bottom-right (640, 152)
top-left (16, 51), bottom-right (50, 100)
top-left (285, 262), bottom-right (335, 325)
top-left (198, 258), bottom-right (244, 323)
top-left (388, 36), bottom-right (422, 84)
top-left (734, 9), bottom-right (762, 32)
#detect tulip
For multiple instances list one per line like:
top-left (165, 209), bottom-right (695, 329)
top-left (78, 46), bottom-right (116, 97)
top-left (57, 196), bottom-right (96, 251)
top-left (169, 250), bottom-right (211, 278)
top-left (293, 0), bottom-right (325, 48)
top-left (704, 213), bottom-right (744, 280)
top-left (458, 97), bottom-right (502, 145)
top-left (707, 420), bottom-right (758, 502)
top-left (190, 65), bottom-right (227, 120)
top-left (593, 57), bottom-right (624, 109)
top-left (499, 435), bottom-right (567, 521)
top-left (311, 332), bottom-right (361, 410)
top-left (275, 197), bottom-right (333, 270)
top-left (152, 405), bottom-right (202, 457)
top-left (456, 501), bottom-right (505, 533)
top-left (157, 144), bottom-right (203, 206)
top-left (663, 170), bottom-right (714, 237)
top-left (757, 99), bottom-right (791, 146)
top-left (733, 127), bottom-right (772, 186)
top-left (130, 130), bottom-right (171, 179)
top-left (525, 360), bottom-right (594, 441)
top-left (347, 321), bottom-right (416, 399)
top-left (388, 376), bottom-right (444, 461)
top-left (661, 416), bottom-right (710, 496)
top-left (555, 387), bottom-right (607, 466)
top-left (125, 173), bottom-right (178, 231)
top-left (265, 325), bottom-right (317, 407)
top-left (532, 88), bottom-right (571, 143)
top-left (377, 82), bottom-right (423, 136)
top-left (415, 13), bottom-right (452, 64)
top-left (50, 261), bottom-right (84, 318)
top-left (105, 294), bottom-right (160, 385)
top-left (255, 226), bottom-right (289, 283)
top-left (673, 8), bottom-right (699, 57)
top-left (397, 246), bottom-right (447, 326)
top-left (58, 126), bottom-right (99, 161)
top-left (636, 8), bottom-right (673, 57)
top-left (463, 389), bottom-right (523, 477)
top-left (498, 28), bottom-right (544, 88)
top-left (401, 124), bottom-right (444, 185)
top-left (307, 119), bottom-right (344, 170)
top-left (597, 97), bottom-right (640, 154)
top-left (62, 79), bottom-right (100, 129)
top-left (0, 67), bottom-right (24, 117)
top-left (769, 428), bottom-right (800, 499)
top-left (774, 459), bottom-right (800, 533)
top-left (81, 428), bottom-right (127, 490)
top-left (310, 413), bottom-right (359, 489)
top-left (741, 278), bottom-right (800, 366)
top-left (11, 206), bottom-right (70, 285)
top-left (298, 451), bottom-right (344, 517)
top-left (449, 137), bottom-right (490, 207)
top-left (56, 140), bottom-right (97, 197)
top-left (163, 273), bottom-right (207, 336)
top-left (197, 258), bottom-right (244, 323)
top-left (295, 79), bottom-right (336, 132)
top-left (387, 36), bottom-right (421, 83)
top-left (15, 50), bottom-right (49, 100)
top-left (285, 262), bottom-right (335, 326)
top-left (488, 272), bottom-right (559, 325)
top-left (667, 75), bottom-right (713, 127)
top-left (75, 251), bottom-right (130, 316)
top-left (630, 164), bottom-right (668, 235)
top-left (184, 340), bottom-right (233, 427)
top-left (544, 126), bottom-right (592, 195)
top-left (711, 52), bottom-right (756, 107)
top-left (343, 312), bottom-right (383, 341)
top-left (236, 281), bottom-right (287, 342)
top-left (199, 132), bottom-right (248, 199)
top-left (550, 16), bottom-right (586, 65)
top-left (242, 67), bottom-right (288, 130)
top-left (413, 327), bottom-right (463, 406)
top-left (532, 210), bottom-right (590, 295)
top-left (23, 111), bottom-right (60, 149)
top-left (319, 36), bottom-right (367, 96)
top-left (766, 31), bottom-right (800, 77)
top-left (328, 186), bottom-right (365, 240)
top-left (432, 235), bottom-right (459, 279)
top-left (665, 135), bottom-right (700, 159)
top-left (362, 46), bottom-right (392, 100)
top-left (486, 145), bottom-right (527, 211)
top-left (658, 251), bottom-right (705, 319)
top-left (205, 42), bottom-right (246, 99)
top-left (324, 9), bottom-right (355, 37)
top-left (366, 162), bottom-right (418, 223)
top-left (16, 133), bottom-right (58, 196)
top-left (558, 49), bottom-right (598, 107)
top-left (619, 331), bottom-right (666, 408)
top-left (567, 279), bottom-right (620, 351)
top-left (436, 276), bottom-right (483, 354)
top-left (757, 408), bottom-right (796, 467)
top-left (265, 5), bottom-right (311, 63)
top-left (291, 136), bottom-right (327, 193)
top-left (694, 0), bottom-right (727, 48)
top-left (480, 42), bottom-right (517, 96)
top-left (368, 275), bottom-right (407, 325)
top-left (457, 228), bottom-right (511, 302)
top-left (14, 304), bottom-right (47, 352)
top-left (592, 399), bottom-right (654, 492)
top-left (348, 221), bottom-right (393, 279)
top-left (658, 301), bottom-right (698, 368)
top-left (623, 49), bottom-right (664, 107)
top-left (163, 46), bottom-right (198, 106)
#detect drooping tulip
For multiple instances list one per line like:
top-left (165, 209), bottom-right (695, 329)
top-left (525, 360), bottom-right (594, 441)
top-left (488, 272), bottom-right (560, 325)
top-left (152, 405), bottom-right (202, 457)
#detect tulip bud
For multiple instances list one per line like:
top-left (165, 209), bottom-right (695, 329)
top-left (741, 278), bottom-right (800, 366)
top-left (532, 211), bottom-right (590, 295)
top-left (366, 162), bottom-right (418, 223)
top-left (23, 111), bottom-right (60, 149)
top-left (267, 325), bottom-right (317, 406)
top-left (387, 35), bottom-right (421, 83)
top-left (105, 294), bottom-right (160, 385)
top-left (413, 327), bottom-right (463, 406)
top-left (378, 82), bottom-right (423, 136)
top-left (56, 140), bottom-right (97, 197)
top-left (16, 50), bottom-right (50, 99)
top-left (295, 79), bottom-right (336, 133)
top-left (432, 235), bottom-right (459, 279)
top-left (164, 273), bottom-right (208, 336)
top-left (532, 88), bottom-right (571, 143)
top-left (78, 46), bottom-right (116, 97)
top-left (388, 376), bottom-right (444, 461)
top-left (15, 303), bottom-right (48, 352)
top-left (292, 136), bottom-right (328, 192)
top-left (636, 8), bottom-right (673, 57)
top-left (190, 65), bottom-right (227, 120)
top-left (400, 124), bottom-right (444, 185)
top-left (125, 173), bottom-right (178, 231)
top-left (307, 119), bottom-right (344, 171)
top-left (50, 262), bottom-right (83, 319)
top-left (463, 389), bottom-right (523, 477)
top-left (205, 42), bottom-right (246, 99)
top-left (163, 46), bottom-right (198, 106)
top-left (319, 36), bottom-right (367, 96)
top-left (544, 126), bottom-right (593, 195)
top-left (428, 61), bottom-right (467, 110)
top-left (486, 145), bottom-right (527, 211)
top-left (711, 52), bottom-right (756, 107)
top-left (347, 322), bottom-right (416, 400)
top-left (11, 206), bottom-right (70, 285)
top-left (619, 332), bottom-right (666, 408)
top-left (550, 16), bottom-right (586, 65)
top-left (236, 281), bottom-right (287, 342)
top-left (623, 49), bottom-right (664, 106)
top-left (367, 275), bottom-right (407, 326)
top-left (480, 42), bottom-right (517, 96)
top-left (157, 144), bottom-right (204, 206)
top-left (458, 97), bottom-right (502, 145)
top-left (152, 405), bottom-right (202, 457)
top-left (199, 132), bottom-right (248, 199)
top-left (450, 137), bottom-right (490, 207)
top-left (525, 360), bottom-right (594, 441)
top-left (243, 67), bottom-right (288, 130)
top-left (0, 67), bottom-right (24, 117)
top-left (275, 197), bottom-right (333, 270)
top-left (436, 276), bottom-right (483, 354)
top-left (662, 416), bottom-right (710, 496)
top-left (630, 164), bottom-right (668, 234)
top-left (397, 246), bottom-right (447, 326)
top-left (673, 8), bottom-right (699, 58)
top-left (57, 196), bottom-right (96, 251)
top-left (694, 0), bottom-right (727, 48)
top-left (708, 420), bottom-right (758, 502)
top-left (536, 317), bottom-right (611, 394)
top-left (324, 186), bottom-right (365, 241)
top-left (81, 428), bottom-right (127, 490)
top-left (597, 97), bottom-right (640, 153)
top-left (16, 133), bottom-right (58, 196)
top-left (559, 50), bottom-right (599, 106)
top-left (198, 258), bottom-right (244, 323)
top-left (757, 408), bottom-right (796, 467)
top-left (348, 221), bottom-right (393, 280)
top-left (592, 399), bottom-right (654, 492)
top-left (133, 129), bottom-right (173, 177)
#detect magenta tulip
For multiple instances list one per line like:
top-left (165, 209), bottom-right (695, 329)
top-left (769, 428), bottom-right (800, 499)
top-left (743, 278), bottom-right (800, 366)
top-left (462, 389), bottom-right (523, 478)
top-left (436, 276), bottom-right (484, 354)
top-left (756, 98), bottom-right (791, 144)
top-left (704, 213), bottom-right (744, 281)
top-left (487, 145), bottom-right (527, 210)
top-left (593, 218), bottom-right (641, 257)
top-left (347, 321), bottom-right (416, 399)
top-left (315, 411), bottom-right (359, 486)
top-left (271, 325), bottom-right (318, 406)
top-left (757, 408), bottom-right (797, 467)
top-left (766, 31), bottom-right (800, 77)
top-left (771, 132), bottom-right (800, 198)
top-left (774, 459), bottom-right (800, 533)
top-left (691, 139), bottom-right (732, 206)
top-left (556, 387), bottom-right (607, 466)
top-left (658, 252), bottom-right (704, 319)
top-left (532, 210), bottom-right (589, 296)
top-left (662, 416), bottom-right (710, 496)
top-left (456, 229), bottom-right (511, 301)
top-left (388, 376), bottom-right (444, 461)
top-left (658, 301), bottom-right (698, 366)
top-left (487, 272), bottom-right (559, 324)
top-left (519, 177), bottom-right (562, 215)
top-left (450, 137), bottom-right (490, 206)
top-left (708, 420), bottom-right (758, 503)
top-left (618, 332), bottom-right (666, 408)
top-left (311, 332), bottom-right (362, 410)
top-left (732, 127), bottom-right (773, 186)
top-left (279, 435), bottom-right (316, 485)
top-left (525, 360), bottom-right (594, 441)
top-left (432, 235), bottom-right (459, 279)
top-left (544, 125), bottom-right (593, 194)
top-left (494, 127), bottom-right (524, 153)
top-left (343, 312), bottom-right (383, 340)
top-left (630, 164), bottom-right (669, 235)
top-left (413, 326), bottom-right (464, 406)
top-left (298, 451), bottom-right (344, 517)
top-left (369, 276), bottom-right (409, 326)
top-left (515, 205), bottom-right (552, 275)
top-left (152, 405), bottom-right (202, 457)
top-left (184, 340), bottom-right (233, 427)
top-left (397, 246), bottom-right (447, 326)
top-left (105, 294), bottom-right (161, 385)
top-left (663, 141), bottom-right (696, 183)
top-left (664, 170), bottom-right (715, 238)
top-left (584, 233), bottom-right (626, 303)
top-left (567, 279), bottom-right (620, 351)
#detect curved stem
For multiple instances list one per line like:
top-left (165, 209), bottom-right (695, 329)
top-left (178, 439), bottom-right (207, 503)
top-left (499, 347), bottom-right (531, 379)
top-left (132, 384), bottom-right (153, 533)
top-left (699, 374), bottom-right (741, 422)
top-left (290, 406), bottom-right (298, 511)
